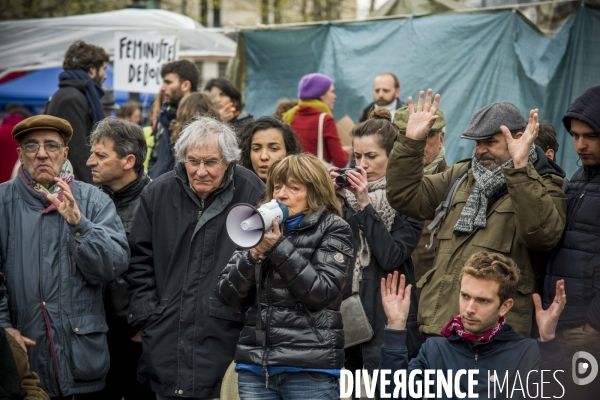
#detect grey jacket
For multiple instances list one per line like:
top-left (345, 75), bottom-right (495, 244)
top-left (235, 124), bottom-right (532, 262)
top-left (0, 174), bottom-right (129, 397)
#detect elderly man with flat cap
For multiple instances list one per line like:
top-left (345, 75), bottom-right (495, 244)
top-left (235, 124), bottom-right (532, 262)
top-left (0, 115), bottom-right (129, 399)
top-left (386, 90), bottom-right (567, 339)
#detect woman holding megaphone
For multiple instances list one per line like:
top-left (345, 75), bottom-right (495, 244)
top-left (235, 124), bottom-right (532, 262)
top-left (216, 153), bottom-right (353, 400)
top-left (330, 108), bottom-right (423, 398)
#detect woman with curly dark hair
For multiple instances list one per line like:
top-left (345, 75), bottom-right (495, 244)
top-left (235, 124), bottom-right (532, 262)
top-left (238, 116), bottom-right (301, 181)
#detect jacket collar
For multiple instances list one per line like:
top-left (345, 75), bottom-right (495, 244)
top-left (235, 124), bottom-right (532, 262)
top-left (100, 173), bottom-right (151, 207)
top-left (287, 207), bottom-right (327, 232)
top-left (436, 157), bottom-right (448, 174)
top-left (583, 164), bottom-right (600, 181)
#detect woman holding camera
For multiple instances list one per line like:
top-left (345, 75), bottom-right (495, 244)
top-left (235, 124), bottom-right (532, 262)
top-left (331, 109), bottom-right (423, 387)
top-left (216, 153), bottom-right (353, 399)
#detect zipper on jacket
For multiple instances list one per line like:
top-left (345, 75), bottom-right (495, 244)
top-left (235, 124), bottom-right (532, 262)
top-left (567, 184), bottom-right (589, 230)
top-left (262, 269), bottom-right (274, 388)
top-left (474, 348), bottom-right (479, 365)
top-left (197, 199), bottom-right (205, 220)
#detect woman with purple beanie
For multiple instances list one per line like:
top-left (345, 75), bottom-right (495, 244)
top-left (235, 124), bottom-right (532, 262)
top-left (282, 73), bottom-right (351, 167)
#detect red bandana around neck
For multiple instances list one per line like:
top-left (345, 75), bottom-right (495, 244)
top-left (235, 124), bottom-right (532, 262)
top-left (441, 315), bottom-right (506, 342)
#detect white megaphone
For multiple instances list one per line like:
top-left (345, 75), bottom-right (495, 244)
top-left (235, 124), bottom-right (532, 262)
top-left (226, 199), bottom-right (289, 249)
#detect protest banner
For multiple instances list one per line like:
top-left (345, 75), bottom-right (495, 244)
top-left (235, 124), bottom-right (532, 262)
top-left (113, 32), bottom-right (179, 93)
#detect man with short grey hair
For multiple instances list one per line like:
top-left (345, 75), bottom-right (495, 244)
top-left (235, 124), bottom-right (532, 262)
top-left (125, 116), bottom-right (265, 399)
top-left (86, 118), bottom-right (154, 400)
top-left (386, 90), bottom-right (567, 338)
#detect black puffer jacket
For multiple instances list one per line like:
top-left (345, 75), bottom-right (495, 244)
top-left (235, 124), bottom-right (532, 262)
top-left (544, 166), bottom-right (600, 329)
top-left (216, 208), bottom-right (353, 370)
top-left (544, 86), bottom-right (600, 331)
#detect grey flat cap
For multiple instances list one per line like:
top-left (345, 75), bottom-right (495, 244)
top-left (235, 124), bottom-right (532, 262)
top-left (461, 102), bottom-right (526, 140)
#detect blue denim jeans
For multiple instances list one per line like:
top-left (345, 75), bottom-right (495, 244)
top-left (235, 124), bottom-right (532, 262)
top-left (237, 370), bottom-right (340, 400)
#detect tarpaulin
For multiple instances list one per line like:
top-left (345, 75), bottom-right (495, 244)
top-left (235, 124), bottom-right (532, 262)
top-left (236, 6), bottom-right (600, 178)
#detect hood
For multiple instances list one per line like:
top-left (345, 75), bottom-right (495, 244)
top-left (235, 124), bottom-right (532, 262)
top-left (58, 79), bottom-right (89, 92)
top-left (563, 86), bottom-right (600, 135)
top-left (532, 144), bottom-right (566, 178)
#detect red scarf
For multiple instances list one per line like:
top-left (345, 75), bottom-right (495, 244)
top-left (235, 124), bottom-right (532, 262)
top-left (441, 315), bottom-right (506, 342)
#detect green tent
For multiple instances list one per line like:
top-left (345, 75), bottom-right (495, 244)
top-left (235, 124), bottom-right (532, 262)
top-left (369, 0), bottom-right (471, 17)
top-left (229, 5), bottom-right (600, 178)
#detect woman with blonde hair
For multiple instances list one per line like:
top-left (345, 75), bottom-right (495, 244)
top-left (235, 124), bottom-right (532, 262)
top-left (216, 153), bottom-right (353, 400)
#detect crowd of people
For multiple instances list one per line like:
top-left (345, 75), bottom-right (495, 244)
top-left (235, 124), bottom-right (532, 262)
top-left (0, 39), bottom-right (598, 400)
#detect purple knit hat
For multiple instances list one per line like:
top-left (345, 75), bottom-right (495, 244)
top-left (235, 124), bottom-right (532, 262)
top-left (298, 73), bottom-right (333, 100)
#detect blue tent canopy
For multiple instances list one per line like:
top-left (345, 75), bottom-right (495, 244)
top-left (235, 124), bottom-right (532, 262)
top-left (0, 64), bottom-right (154, 109)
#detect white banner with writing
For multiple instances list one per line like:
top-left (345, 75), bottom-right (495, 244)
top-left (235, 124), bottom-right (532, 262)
top-left (113, 32), bottom-right (179, 93)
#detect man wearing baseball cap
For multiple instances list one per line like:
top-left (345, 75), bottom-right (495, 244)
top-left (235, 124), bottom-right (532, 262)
top-left (0, 115), bottom-right (129, 398)
top-left (543, 86), bottom-right (600, 398)
top-left (386, 90), bottom-right (567, 339)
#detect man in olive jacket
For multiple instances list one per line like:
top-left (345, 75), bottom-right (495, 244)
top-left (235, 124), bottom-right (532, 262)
top-left (386, 91), bottom-right (566, 338)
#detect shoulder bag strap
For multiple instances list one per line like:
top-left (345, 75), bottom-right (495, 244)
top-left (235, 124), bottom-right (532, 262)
top-left (317, 112), bottom-right (327, 162)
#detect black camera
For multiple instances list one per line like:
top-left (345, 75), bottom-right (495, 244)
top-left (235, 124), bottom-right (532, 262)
top-left (335, 168), bottom-right (360, 187)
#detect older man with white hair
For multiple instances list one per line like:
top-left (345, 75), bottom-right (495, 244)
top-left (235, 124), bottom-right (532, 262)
top-left (125, 116), bottom-right (265, 400)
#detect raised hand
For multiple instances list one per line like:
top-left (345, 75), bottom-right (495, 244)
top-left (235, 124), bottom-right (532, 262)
top-left (46, 178), bottom-right (81, 227)
top-left (380, 271), bottom-right (412, 330)
top-left (501, 109), bottom-right (539, 169)
top-left (533, 279), bottom-right (566, 342)
top-left (405, 89), bottom-right (441, 141)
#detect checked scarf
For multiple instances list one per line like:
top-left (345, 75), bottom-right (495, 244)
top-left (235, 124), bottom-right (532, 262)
top-left (453, 144), bottom-right (537, 235)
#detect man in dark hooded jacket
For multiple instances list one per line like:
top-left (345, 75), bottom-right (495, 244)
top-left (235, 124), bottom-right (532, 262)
top-left (543, 86), bottom-right (600, 399)
top-left (47, 41), bottom-right (109, 184)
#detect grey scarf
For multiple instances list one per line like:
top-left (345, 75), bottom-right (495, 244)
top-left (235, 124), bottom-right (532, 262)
top-left (346, 176), bottom-right (396, 293)
top-left (453, 145), bottom-right (537, 235)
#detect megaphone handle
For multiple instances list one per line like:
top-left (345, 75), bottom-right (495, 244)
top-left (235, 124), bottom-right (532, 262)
top-left (254, 257), bottom-right (266, 347)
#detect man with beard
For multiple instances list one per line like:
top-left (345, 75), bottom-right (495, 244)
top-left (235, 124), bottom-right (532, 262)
top-left (386, 90), bottom-right (567, 338)
top-left (148, 60), bottom-right (198, 179)
top-left (543, 86), bottom-right (600, 399)
top-left (359, 72), bottom-right (405, 122)
top-left (47, 41), bottom-right (109, 184)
